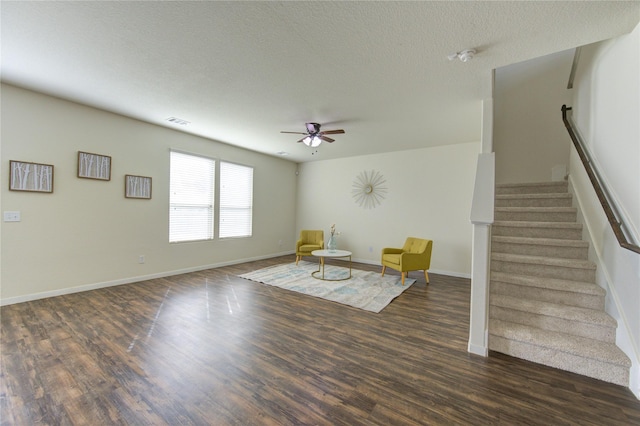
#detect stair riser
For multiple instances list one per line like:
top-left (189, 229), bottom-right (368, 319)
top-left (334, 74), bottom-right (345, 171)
top-left (496, 198), bottom-right (572, 208)
top-left (492, 241), bottom-right (588, 260)
top-left (489, 336), bottom-right (629, 387)
top-left (493, 226), bottom-right (583, 240)
top-left (496, 183), bottom-right (568, 195)
top-left (495, 210), bottom-right (577, 222)
top-left (490, 281), bottom-right (605, 310)
top-left (489, 306), bottom-right (615, 343)
top-left (491, 260), bottom-right (595, 282)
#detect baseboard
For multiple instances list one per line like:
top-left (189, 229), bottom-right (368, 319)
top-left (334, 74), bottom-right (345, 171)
top-left (351, 257), bottom-right (471, 279)
top-left (468, 342), bottom-right (489, 357)
top-left (0, 251), bottom-right (295, 306)
top-left (1, 251), bottom-right (470, 306)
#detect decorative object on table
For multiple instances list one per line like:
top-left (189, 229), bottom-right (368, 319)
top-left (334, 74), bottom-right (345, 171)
top-left (381, 237), bottom-right (433, 285)
top-left (295, 229), bottom-right (324, 265)
top-left (125, 175), bottom-right (152, 199)
top-left (78, 151), bottom-right (111, 180)
top-left (238, 261), bottom-right (415, 313)
top-left (327, 223), bottom-right (338, 252)
top-left (352, 169), bottom-right (387, 209)
top-left (9, 160), bottom-right (54, 193)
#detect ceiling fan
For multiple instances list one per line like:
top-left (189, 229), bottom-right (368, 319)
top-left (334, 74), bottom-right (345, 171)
top-left (281, 122), bottom-right (345, 147)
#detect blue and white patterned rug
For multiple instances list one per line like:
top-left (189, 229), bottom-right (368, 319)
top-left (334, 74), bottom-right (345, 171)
top-left (238, 261), bottom-right (415, 313)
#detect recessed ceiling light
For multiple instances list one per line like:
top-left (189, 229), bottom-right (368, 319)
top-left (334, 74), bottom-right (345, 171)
top-left (165, 117), bottom-right (190, 126)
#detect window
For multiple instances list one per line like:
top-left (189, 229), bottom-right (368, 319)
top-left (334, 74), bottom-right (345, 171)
top-left (169, 151), bottom-right (215, 242)
top-left (219, 161), bottom-right (253, 238)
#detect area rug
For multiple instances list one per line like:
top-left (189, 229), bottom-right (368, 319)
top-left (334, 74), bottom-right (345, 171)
top-left (238, 262), bottom-right (415, 313)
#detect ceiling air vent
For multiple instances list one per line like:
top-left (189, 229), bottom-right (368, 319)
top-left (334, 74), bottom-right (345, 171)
top-left (165, 117), bottom-right (190, 126)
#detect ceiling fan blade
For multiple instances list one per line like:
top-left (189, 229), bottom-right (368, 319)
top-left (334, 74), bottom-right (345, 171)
top-left (281, 131), bottom-right (308, 135)
top-left (319, 136), bottom-right (335, 143)
top-left (320, 129), bottom-right (345, 135)
top-left (297, 137), bottom-right (307, 143)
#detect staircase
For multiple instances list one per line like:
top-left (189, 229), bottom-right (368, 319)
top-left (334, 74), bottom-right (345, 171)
top-left (489, 181), bottom-right (631, 386)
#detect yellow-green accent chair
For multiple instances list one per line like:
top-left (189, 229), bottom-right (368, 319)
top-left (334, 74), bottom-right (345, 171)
top-left (381, 237), bottom-right (433, 285)
top-left (295, 230), bottom-right (324, 265)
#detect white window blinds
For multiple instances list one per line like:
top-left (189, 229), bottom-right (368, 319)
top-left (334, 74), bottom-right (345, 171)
top-left (169, 151), bottom-right (215, 242)
top-left (219, 161), bottom-right (253, 238)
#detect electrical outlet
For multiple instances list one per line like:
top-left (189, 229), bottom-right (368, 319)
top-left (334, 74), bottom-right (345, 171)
top-left (278, 239), bottom-right (283, 247)
top-left (369, 246), bottom-right (373, 253)
top-left (138, 255), bottom-right (145, 264)
top-left (3, 211), bottom-right (21, 222)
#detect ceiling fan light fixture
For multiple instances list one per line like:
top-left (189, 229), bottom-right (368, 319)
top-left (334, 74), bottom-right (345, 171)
top-left (282, 122), bottom-right (344, 147)
top-left (303, 136), bottom-right (322, 148)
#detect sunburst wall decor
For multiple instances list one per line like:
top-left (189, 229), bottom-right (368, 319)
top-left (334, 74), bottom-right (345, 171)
top-left (352, 170), bottom-right (387, 209)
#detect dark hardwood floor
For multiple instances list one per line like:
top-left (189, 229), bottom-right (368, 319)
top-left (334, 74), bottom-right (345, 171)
top-left (2, 254), bottom-right (639, 425)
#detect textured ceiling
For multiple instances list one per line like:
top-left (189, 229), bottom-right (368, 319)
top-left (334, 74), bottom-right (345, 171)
top-left (2, 1), bottom-right (639, 163)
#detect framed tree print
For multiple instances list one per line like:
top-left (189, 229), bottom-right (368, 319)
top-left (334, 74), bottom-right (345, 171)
top-left (125, 175), bottom-right (152, 199)
top-left (9, 160), bottom-right (54, 193)
top-left (78, 151), bottom-right (111, 180)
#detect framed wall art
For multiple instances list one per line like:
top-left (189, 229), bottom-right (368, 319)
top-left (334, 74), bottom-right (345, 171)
top-left (125, 175), bottom-right (152, 199)
top-left (78, 151), bottom-right (111, 180)
top-left (9, 160), bottom-right (54, 193)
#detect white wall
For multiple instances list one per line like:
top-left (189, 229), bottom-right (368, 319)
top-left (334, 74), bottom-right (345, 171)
top-left (572, 32), bottom-right (640, 243)
top-left (296, 141), bottom-right (480, 277)
top-left (1, 84), bottom-right (298, 304)
top-left (493, 49), bottom-right (574, 184)
top-left (570, 23), bottom-right (640, 397)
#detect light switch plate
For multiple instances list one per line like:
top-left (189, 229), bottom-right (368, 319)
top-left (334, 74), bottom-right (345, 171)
top-left (3, 211), bottom-right (21, 222)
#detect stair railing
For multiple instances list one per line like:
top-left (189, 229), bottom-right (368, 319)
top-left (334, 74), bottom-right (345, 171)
top-left (562, 105), bottom-right (640, 254)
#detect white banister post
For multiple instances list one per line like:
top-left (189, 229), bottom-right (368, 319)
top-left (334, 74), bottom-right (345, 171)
top-left (468, 96), bottom-right (495, 356)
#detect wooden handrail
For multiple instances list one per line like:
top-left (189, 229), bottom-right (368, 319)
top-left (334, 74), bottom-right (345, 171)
top-left (562, 105), bottom-right (640, 254)
top-left (567, 47), bottom-right (581, 90)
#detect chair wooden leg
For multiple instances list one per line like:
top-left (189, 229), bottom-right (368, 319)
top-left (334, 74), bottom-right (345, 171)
top-left (296, 256), bottom-right (299, 265)
top-left (401, 272), bottom-right (405, 286)
top-left (381, 266), bottom-right (386, 276)
top-left (424, 270), bottom-right (429, 284)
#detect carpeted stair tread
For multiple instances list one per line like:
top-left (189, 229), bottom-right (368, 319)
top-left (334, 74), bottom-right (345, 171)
top-left (492, 236), bottom-right (589, 260)
top-left (493, 220), bottom-right (582, 230)
top-left (493, 221), bottom-right (584, 240)
top-left (495, 193), bottom-right (573, 208)
top-left (495, 206), bottom-right (577, 214)
top-left (492, 252), bottom-right (596, 270)
top-left (492, 236), bottom-right (589, 248)
top-left (489, 319), bottom-right (631, 367)
top-left (490, 272), bottom-right (605, 296)
top-left (490, 294), bottom-right (616, 327)
top-left (496, 193), bottom-right (572, 200)
top-left (496, 181), bottom-right (568, 195)
top-left (494, 208), bottom-right (578, 222)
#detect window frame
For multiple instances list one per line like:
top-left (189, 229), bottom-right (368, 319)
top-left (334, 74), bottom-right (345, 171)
top-left (218, 160), bottom-right (254, 239)
top-left (169, 150), bottom-right (216, 244)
